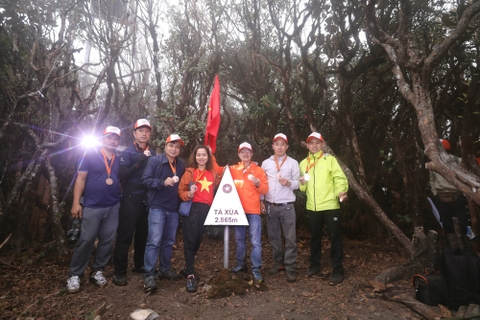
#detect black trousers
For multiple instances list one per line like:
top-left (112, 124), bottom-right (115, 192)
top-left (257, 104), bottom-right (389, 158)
top-left (113, 193), bottom-right (149, 275)
top-left (182, 202), bottom-right (209, 275)
top-left (431, 194), bottom-right (470, 234)
top-left (307, 209), bottom-right (344, 274)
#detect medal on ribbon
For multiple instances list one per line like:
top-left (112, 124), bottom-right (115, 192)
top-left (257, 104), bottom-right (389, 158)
top-left (100, 148), bottom-right (115, 185)
top-left (304, 151), bottom-right (322, 182)
top-left (169, 159), bottom-right (179, 183)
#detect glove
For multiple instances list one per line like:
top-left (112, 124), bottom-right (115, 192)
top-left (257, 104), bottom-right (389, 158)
top-left (135, 154), bottom-right (148, 168)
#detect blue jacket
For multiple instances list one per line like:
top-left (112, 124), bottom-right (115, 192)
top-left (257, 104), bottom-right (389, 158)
top-left (142, 154), bottom-right (185, 211)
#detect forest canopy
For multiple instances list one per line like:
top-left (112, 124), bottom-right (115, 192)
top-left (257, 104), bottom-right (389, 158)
top-left (0, 0), bottom-right (479, 255)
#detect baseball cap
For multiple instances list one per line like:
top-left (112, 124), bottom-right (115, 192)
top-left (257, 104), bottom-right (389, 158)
top-left (306, 132), bottom-right (323, 143)
top-left (238, 142), bottom-right (253, 152)
top-left (440, 139), bottom-right (450, 150)
top-left (273, 133), bottom-right (288, 143)
top-left (134, 119), bottom-right (151, 130)
top-left (103, 126), bottom-right (121, 137)
top-left (166, 134), bottom-right (184, 147)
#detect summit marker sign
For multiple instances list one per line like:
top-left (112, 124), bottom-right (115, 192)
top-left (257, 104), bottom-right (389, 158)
top-left (204, 166), bottom-right (248, 226)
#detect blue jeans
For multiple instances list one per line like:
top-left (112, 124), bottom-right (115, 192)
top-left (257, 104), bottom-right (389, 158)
top-left (234, 214), bottom-right (262, 272)
top-left (144, 208), bottom-right (179, 277)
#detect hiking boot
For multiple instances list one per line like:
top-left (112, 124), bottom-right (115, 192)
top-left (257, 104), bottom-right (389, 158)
top-left (306, 266), bottom-right (321, 277)
top-left (186, 275), bottom-right (197, 293)
top-left (67, 275), bottom-right (80, 293)
top-left (252, 271), bottom-right (264, 284)
top-left (112, 273), bottom-right (127, 286)
top-left (286, 271), bottom-right (297, 283)
top-left (329, 271), bottom-right (343, 286)
top-left (131, 266), bottom-right (145, 273)
top-left (269, 264), bottom-right (285, 275)
top-left (229, 264), bottom-right (248, 274)
top-left (144, 275), bottom-right (157, 292)
top-left (158, 269), bottom-right (182, 280)
top-left (90, 271), bottom-right (108, 287)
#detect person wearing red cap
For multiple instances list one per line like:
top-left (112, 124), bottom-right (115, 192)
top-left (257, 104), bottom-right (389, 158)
top-left (229, 142), bottom-right (268, 284)
top-left (141, 134), bottom-right (186, 292)
top-left (429, 139), bottom-right (471, 245)
top-left (67, 126), bottom-right (122, 293)
top-left (260, 133), bottom-right (300, 282)
top-left (112, 119), bottom-right (155, 286)
top-left (299, 132), bottom-right (348, 286)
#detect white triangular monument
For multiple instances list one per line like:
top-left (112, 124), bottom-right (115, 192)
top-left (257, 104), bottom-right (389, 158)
top-left (204, 166), bottom-right (248, 226)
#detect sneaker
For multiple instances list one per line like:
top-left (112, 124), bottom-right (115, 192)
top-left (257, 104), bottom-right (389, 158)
top-left (144, 275), bottom-right (157, 292)
top-left (329, 271), bottom-right (343, 286)
top-left (90, 271), bottom-right (108, 287)
top-left (67, 275), bottom-right (80, 293)
top-left (286, 271), bottom-right (297, 283)
top-left (252, 271), bottom-right (263, 284)
top-left (268, 264), bottom-right (285, 275)
top-left (186, 275), bottom-right (197, 293)
top-left (306, 266), bottom-right (321, 277)
top-left (131, 266), bottom-right (145, 273)
top-left (229, 264), bottom-right (248, 274)
top-left (158, 269), bottom-right (182, 280)
top-left (112, 273), bottom-right (127, 286)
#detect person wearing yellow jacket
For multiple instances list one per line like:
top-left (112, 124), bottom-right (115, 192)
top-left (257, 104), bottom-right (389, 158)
top-left (229, 142), bottom-right (269, 283)
top-left (299, 132), bottom-right (348, 285)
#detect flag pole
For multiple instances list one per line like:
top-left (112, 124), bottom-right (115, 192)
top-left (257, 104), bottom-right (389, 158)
top-left (223, 226), bottom-right (229, 269)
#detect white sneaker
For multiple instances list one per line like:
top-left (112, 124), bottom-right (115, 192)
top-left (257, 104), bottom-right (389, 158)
top-left (67, 275), bottom-right (80, 293)
top-left (90, 271), bottom-right (108, 287)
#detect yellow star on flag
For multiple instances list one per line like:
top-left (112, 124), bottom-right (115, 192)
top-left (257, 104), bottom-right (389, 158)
top-left (198, 176), bottom-right (213, 192)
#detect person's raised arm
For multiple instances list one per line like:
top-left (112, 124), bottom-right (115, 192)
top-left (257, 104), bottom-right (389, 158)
top-left (178, 170), bottom-right (194, 201)
top-left (255, 168), bottom-right (269, 195)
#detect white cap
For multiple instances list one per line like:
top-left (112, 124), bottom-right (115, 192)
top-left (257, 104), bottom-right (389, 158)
top-left (166, 134), bottom-right (185, 147)
top-left (306, 132), bottom-right (324, 143)
top-left (103, 126), bottom-right (121, 137)
top-left (238, 142), bottom-right (253, 152)
top-left (273, 133), bottom-right (288, 143)
top-left (134, 119), bottom-right (151, 130)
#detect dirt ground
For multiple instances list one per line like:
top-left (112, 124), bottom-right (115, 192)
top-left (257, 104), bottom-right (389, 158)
top-left (0, 226), bottom-right (425, 320)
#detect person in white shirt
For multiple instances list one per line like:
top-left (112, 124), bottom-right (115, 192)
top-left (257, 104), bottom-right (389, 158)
top-left (261, 133), bottom-right (300, 282)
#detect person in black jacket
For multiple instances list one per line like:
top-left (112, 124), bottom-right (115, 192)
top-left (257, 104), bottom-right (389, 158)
top-left (112, 119), bottom-right (155, 286)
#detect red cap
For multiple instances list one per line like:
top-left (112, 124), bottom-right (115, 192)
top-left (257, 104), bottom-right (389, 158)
top-left (166, 134), bottom-right (184, 147)
top-left (440, 139), bottom-right (450, 150)
top-left (238, 142), bottom-right (253, 152)
top-left (273, 133), bottom-right (288, 143)
top-left (134, 119), bottom-right (151, 130)
top-left (306, 132), bottom-right (323, 143)
top-left (103, 126), bottom-right (121, 137)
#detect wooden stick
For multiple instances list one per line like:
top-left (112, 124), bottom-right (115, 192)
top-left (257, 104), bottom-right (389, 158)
top-left (0, 233), bottom-right (12, 250)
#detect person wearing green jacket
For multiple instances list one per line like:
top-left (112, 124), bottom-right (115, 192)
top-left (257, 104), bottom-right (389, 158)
top-left (299, 132), bottom-right (348, 285)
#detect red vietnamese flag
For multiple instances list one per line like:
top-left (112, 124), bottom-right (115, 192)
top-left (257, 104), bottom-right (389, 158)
top-left (204, 75), bottom-right (221, 153)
